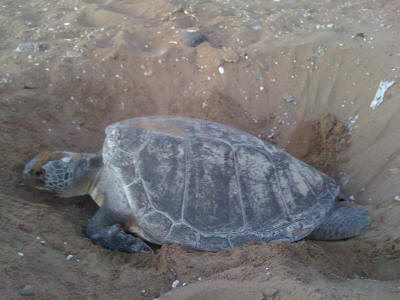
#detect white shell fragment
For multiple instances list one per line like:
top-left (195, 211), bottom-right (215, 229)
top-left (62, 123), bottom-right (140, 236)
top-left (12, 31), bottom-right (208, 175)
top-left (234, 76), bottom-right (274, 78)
top-left (66, 254), bottom-right (73, 260)
top-left (347, 114), bottom-right (359, 132)
top-left (172, 280), bottom-right (180, 288)
top-left (370, 81), bottom-right (396, 110)
top-left (218, 66), bottom-right (224, 74)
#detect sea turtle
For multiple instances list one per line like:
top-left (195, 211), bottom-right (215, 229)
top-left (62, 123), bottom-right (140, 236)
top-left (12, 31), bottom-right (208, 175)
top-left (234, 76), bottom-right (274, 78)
top-left (23, 116), bottom-right (371, 253)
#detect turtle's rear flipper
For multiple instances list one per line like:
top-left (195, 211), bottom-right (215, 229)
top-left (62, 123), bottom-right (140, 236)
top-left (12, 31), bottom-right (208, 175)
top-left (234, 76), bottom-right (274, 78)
top-left (85, 208), bottom-right (153, 254)
top-left (308, 204), bottom-right (372, 240)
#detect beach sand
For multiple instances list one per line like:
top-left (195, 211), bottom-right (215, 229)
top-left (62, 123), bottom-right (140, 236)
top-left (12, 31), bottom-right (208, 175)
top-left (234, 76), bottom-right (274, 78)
top-left (0, 0), bottom-right (399, 298)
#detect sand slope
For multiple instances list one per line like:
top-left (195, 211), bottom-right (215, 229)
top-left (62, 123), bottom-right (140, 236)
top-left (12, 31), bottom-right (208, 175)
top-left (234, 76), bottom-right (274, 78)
top-left (0, 0), bottom-right (399, 299)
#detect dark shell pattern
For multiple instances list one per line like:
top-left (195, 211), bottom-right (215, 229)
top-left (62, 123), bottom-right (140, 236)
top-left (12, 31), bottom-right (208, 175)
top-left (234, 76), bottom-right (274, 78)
top-left (103, 117), bottom-right (339, 251)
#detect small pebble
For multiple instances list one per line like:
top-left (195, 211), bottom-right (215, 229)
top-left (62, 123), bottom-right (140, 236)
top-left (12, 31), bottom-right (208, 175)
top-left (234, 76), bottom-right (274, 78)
top-left (283, 95), bottom-right (295, 103)
top-left (15, 42), bottom-right (49, 53)
top-left (24, 83), bottom-right (37, 89)
top-left (19, 285), bottom-right (35, 296)
top-left (312, 46), bottom-right (326, 58)
top-left (182, 31), bottom-right (208, 47)
top-left (66, 254), bottom-right (73, 260)
top-left (18, 252), bottom-right (24, 257)
top-left (218, 67), bottom-right (224, 74)
top-left (394, 195), bottom-right (400, 201)
top-left (66, 50), bottom-right (82, 58)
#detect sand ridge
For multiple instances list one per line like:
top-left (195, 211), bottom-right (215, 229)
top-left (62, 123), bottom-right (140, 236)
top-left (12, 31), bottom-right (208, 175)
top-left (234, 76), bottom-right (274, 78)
top-left (0, 0), bottom-right (399, 299)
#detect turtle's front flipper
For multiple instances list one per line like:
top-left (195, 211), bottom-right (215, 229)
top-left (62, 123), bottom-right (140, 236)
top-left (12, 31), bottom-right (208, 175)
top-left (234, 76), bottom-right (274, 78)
top-left (308, 203), bottom-right (372, 240)
top-left (85, 208), bottom-right (153, 254)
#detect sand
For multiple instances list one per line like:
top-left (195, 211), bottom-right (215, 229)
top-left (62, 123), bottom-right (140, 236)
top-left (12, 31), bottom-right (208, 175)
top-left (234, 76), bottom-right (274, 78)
top-left (0, 0), bottom-right (399, 299)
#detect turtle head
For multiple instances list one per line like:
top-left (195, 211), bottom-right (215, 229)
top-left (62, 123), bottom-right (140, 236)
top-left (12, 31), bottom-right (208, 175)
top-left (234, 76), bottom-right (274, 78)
top-left (23, 151), bottom-right (102, 197)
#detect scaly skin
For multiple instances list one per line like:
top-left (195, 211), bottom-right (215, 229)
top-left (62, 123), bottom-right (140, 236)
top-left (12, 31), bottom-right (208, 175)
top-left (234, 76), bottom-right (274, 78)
top-left (308, 203), bottom-right (372, 240)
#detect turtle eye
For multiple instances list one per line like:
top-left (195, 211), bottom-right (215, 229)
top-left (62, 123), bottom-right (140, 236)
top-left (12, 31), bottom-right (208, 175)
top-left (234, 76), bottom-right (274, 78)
top-left (34, 168), bottom-right (45, 177)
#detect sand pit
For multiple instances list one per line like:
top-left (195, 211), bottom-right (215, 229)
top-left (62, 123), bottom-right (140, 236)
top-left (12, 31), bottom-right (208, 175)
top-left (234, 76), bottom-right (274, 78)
top-left (1, 0), bottom-right (399, 299)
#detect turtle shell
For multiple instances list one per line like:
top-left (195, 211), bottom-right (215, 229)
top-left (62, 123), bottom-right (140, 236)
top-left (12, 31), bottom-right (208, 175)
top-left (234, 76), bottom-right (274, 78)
top-left (103, 116), bottom-right (338, 251)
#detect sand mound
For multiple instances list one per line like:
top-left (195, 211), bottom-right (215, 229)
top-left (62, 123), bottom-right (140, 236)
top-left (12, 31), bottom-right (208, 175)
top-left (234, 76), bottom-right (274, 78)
top-left (0, 0), bottom-right (399, 299)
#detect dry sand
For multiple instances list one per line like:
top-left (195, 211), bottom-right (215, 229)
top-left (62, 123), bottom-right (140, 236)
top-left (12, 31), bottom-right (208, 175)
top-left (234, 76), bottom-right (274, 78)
top-left (1, 0), bottom-right (399, 299)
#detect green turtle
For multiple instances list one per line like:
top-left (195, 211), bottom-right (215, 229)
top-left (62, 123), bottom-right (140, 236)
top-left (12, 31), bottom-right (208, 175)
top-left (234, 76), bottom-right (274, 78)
top-left (23, 116), bottom-right (371, 253)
